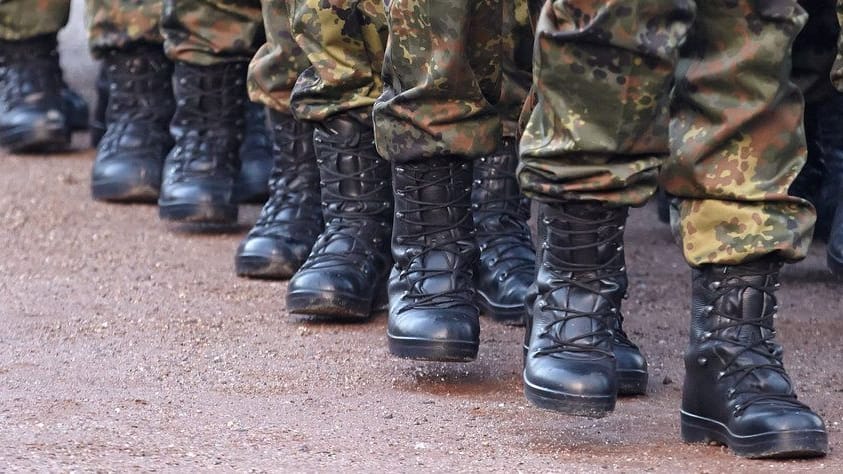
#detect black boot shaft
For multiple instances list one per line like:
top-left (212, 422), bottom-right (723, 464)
top-left (472, 137), bottom-right (535, 324)
top-left (103, 44), bottom-right (174, 126)
top-left (236, 101), bottom-right (273, 203)
top-left (170, 61), bottom-right (247, 143)
top-left (0, 34), bottom-right (63, 107)
top-left (314, 114), bottom-right (393, 221)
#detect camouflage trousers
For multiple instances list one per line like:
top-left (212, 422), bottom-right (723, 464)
top-left (834, 0), bottom-right (843, 90)
top-left (161, 0), bottom-right (264, 65)
top-left (519, 0), bottom-right (813, 267)
top-left (373, 0), bottom-right (532, 162)
top-left (0, 0), bottom-right (69, 40)
top-left (246, 0), bottom-right (306, 114)
top-left (86, 0), bottom-right (164, 55)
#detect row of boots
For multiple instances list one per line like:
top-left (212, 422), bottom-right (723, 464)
top-left (238, 102), bottom-right (826, 458)
top-left (1, 33), bottom-right (827, 461)
top-left (0, 35), bottom-right (274, 212)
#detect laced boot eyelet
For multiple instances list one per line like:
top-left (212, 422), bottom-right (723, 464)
top-left (697, 356), bottom-right (708, 366)
top-left (702, 331), bottom-right (712, 341)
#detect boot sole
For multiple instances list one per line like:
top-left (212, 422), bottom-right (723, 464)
top-left (92, 179), bottom-right (159, 203)
top-left (235, 255), bottom-right (297, 280)
top-left (477, 291), bottom-right (526, 326)
top-left (523, 372), bottom-right (615, 418)
top-left (0, 123), bottom-right (70, 153)
top-left (286, 289), bottom-right (379, 320)
top-left (617, 369), bottom-right (648, 396)
top-left (680, 410), bottom-right (828, 458)
top-left (387, 333), bottom-right (478, 362)
top-left (159, 202), bottom-right (238, 226)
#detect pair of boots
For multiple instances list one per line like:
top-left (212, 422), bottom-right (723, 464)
top-left (524, 201), bottom-right (827, 458)
top-left (0, 34), bottom-right (88, 152)
top-left (386, 144), bottom-right (536, 361)
top-left (89, 45), bottom-right (273, 215)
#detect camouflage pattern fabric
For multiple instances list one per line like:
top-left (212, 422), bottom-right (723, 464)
top-left (373, 0), bottom-right (504, 162)
top-left (286, 0), bottom-right (387, 122)
top-left (162, 0), bottom-right (264, 65)
top-left (0, 0), bottom-right (69, 40)
top-left (519, 0), bottom-right (814, 267)
top-left (86, 0), bottom-right (164, 56)
top-left (500, 0), bottom-right (532, 138)
top-left (247, 0), bottom-right (308, 114)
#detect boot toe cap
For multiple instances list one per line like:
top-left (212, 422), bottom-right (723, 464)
top-left (524, 354), bottom-right (617, 398)
top-left (388, 307), bottom-right (479, 344)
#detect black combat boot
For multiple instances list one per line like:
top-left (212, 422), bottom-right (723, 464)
top-left (286, 113), bottom-right (392, 319)
top-left (0, 34), bottom-right (71, 152)
top-left (387, 157), bottom-right (480, 361)
top-left (90, 66), bottom-right (109, 147)
top-left (681, 258), bottom-right (827, 458)
top-left (235, 111), bottom-right (322, 279)
top-left (159, 61), bottom-right (247, 227)
top-left (472, 138), bottom-right (535, 325)
top-left (523, 202), bottom-right (647, 417)
top-left (236, 101), bottom-right (273, 203)
top-left (90, 45), bottom-right (175, 202)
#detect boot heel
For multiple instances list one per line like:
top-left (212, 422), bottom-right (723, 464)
top-left (680, 413), bottom-right (719, 445)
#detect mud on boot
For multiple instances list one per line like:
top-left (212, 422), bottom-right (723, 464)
top-left (235, 111), bottom-right (323, 279)
top-left (680, 258), bottom-right (827, 458)
top-left (285, 113), bottom-right (392, 319)
top-left (387, 157), bottom-right (480, 362)
top-left (472, 138), bottom-right (535, 325)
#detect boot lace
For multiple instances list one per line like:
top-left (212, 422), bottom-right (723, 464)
top-left (536, 209), bottom-right (625, 358)
top-left (253, 124), bottom-right (320, 230)
top-left (705, 266), bottom-right (808, 414)
top-left (299, 136), bottom-right (390, 271)
top-left (395, 161), bottom-right (475, 312)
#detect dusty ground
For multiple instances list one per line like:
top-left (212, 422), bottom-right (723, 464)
top-left (3, 7), bottom-right (843, 473)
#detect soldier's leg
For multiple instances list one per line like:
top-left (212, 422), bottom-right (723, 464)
top-left (472, 0), bottom-right (536, 326)
top-left (234, 0), bottom-right (322, 280)
top-left (822, 0), bottom-right (843, 276)
top-left (519, 0), bottom-right (684, 417)
top-left (282, 0), bottom-right (393, 320)
top-left (0, 0), bottom-right (79, 151)
top-left (374, 0), bottom-right (503, 362)
top-left (664, 1), bottom-right (826, 458)
top-left (158, 0), bottom-right (264, 226)
top-left (85, 0), bottom-right (175, 202)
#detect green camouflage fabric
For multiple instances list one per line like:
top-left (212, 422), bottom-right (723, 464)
top-left (247, 0), bottom-right (308, 114)
top-left (162, 0), bottom-right (264, 65)
top-left (286, 0), bottom-right (387, 122)
top-left (500, 0), bottom-right (532, 138)
top-left (792, 0), bottom-right (839, 104)
top-left (519, 0), bottom-right (814, 267)
top-left (85, 0), bottom-right (164, 56)
top-left (373, 0), bottom-right (504, 161)
top-left (0, 0), bottom-right (69, 40)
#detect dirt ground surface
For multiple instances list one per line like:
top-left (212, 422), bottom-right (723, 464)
top-left (3, 8), bottom-right (843, 473)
